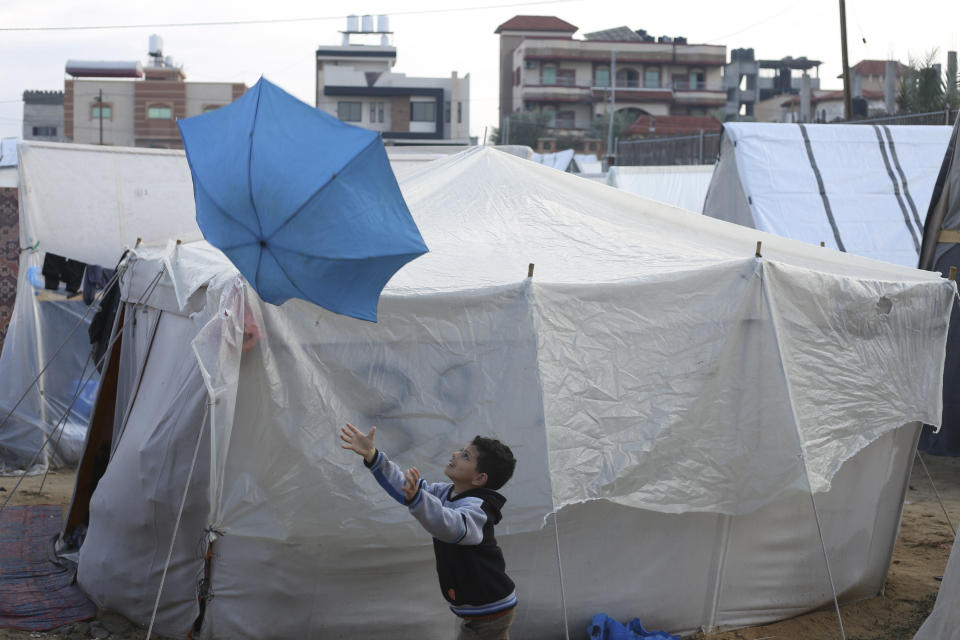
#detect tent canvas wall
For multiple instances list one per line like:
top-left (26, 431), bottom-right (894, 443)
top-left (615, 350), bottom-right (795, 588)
top-left (917, 116), bottom-right (960, 455)
top-left (606, 165), bottom-right (714, 213)
top-left (73, 148), bottom-right (953, 639)
top-left (914, 522), bottom-right (960, 639)
top-left (702, 122), bottom-right (951, 268)
top-left (0, 141), bottom-right (201, 468)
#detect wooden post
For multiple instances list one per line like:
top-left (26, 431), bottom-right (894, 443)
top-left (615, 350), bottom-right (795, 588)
top-left (135, 237), bottom-right (142, 248)
top-left (949, 266), bottom-right (957, 281)
top-left (755, 241), bottom-right (762, 258)
top-left (527, 263), bottom-right (535, 278)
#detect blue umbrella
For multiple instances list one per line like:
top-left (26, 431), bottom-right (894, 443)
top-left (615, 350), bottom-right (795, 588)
top-left (177, 77), bottom-right (428, 322)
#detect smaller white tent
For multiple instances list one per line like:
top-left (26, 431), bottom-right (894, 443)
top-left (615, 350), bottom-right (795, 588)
top-left (0, 141), bottom-right (201, 468)
top-left (914, 523), bottom-right (960, 640)
top-left (607, 165), bottom-right (714, 212)
top-left (702, 123), bottom-right (952, 267)
top-left (0, 138), bottom-right (17, 188)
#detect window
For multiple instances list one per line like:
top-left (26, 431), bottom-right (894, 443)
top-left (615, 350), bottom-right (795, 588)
top-left (203, 104), bottom-right (222, 112)
top-left (542, 64), bottom-right (557, 85)
top-left (32, 126), bottom-right (57, 136)
top-left (556, 69), bottom-right (575, 86)
top-left (91, 104), bottom-right (111, 119)
top-left (411, 101), bottom-right (436, 122)
top-left (370, 102), bottom-right (376, 122)
top-left (644, 68), bottom-right (660, 88)
top-left (378, 102), bottom-right (384, 123)
top-left (689, 70), bottom-right (705, 90)
top-left (445, 101), bottom-right (451, 123)
top-left (457, 102), bottom-right (462, 124)
top-left (524, 59), bottom-right (538, 70)
top-left (337, 101), bottom-right (362, 122)
top-left (147, 105), bottom-right (172, 119)
top-left (616, 69), bottom-right (639, 88)
top-left (556, 110), bottom-right (575, 129)
top-left (595, 66), bottom-right (610, 87)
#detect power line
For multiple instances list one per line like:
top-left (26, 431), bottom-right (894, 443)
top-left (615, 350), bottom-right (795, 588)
top-left (0, 0), bottom-right (579, 32)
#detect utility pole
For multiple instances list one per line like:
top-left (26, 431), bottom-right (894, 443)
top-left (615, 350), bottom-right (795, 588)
top-left (606, 50), bottom-right (617, 169)
top-left (839, 0), bottom-right (853, 120)
top-left (96, 89), bottom-right (104, 145)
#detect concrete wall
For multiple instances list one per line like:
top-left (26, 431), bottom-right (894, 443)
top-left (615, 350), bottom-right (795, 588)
top-left (185, 83), bottom-right (235, 117)
top-left (23, 103), bottom-right (68, 142)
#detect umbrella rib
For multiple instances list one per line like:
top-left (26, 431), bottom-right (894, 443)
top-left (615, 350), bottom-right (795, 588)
top-left (264, 243), bottom-right (375, 261)
top-left (265, 135), bottom-right (382, 241)
top-left (265, 246), bottom-right (317, 303)
top-left (248, 85), bottom-right (266, 238)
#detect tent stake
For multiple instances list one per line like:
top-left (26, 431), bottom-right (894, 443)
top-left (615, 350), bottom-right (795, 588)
top-left (755, 241), bottom-right (762, 258)
top-left (528, 263), bottom-right (535, 278)
top-left (949, 266), bottom-right (957, 281)
top-left (135, 237), bottom-right (142, 248)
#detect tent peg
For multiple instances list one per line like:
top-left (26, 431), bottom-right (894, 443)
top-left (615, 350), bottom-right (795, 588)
top-left (528, 263), bottom-right (535, 278)
top-left (949, 266), bottom-right (957, 281)
top-left (135, 237), bottom-right (142, 248)
top-left (755, 241), bottom-right (762, 258)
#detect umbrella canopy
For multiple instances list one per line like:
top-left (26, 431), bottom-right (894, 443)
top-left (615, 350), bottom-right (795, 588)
top-left (177, 77), bottom-right (427, 321)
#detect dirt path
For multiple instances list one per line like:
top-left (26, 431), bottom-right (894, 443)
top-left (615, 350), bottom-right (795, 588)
top-left (1, 455), bottom-right (958, 640)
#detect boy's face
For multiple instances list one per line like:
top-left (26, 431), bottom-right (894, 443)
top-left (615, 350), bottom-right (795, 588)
top-left (444, 444), bottom-right (486, 489)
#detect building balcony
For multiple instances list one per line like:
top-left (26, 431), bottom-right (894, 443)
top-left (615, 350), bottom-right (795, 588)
top-left (672, 89), bottom-right (727, 107)
top-left (519, 84), bottom-right (592, 102)
top-left (590, 87), bottom-right (673, 102)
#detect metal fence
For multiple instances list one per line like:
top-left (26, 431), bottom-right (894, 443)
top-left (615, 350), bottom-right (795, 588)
top-left (614, 107), bottom-right (959, 167)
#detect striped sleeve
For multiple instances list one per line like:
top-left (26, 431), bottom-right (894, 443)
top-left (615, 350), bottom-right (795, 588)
top-left (364, 450), bottom-right (408, 505)
top-left (408, 492), bottom-right (488, 545)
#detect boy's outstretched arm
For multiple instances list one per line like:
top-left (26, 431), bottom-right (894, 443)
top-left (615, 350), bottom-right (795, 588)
top-left (340, 422), bottom-right (377, 464)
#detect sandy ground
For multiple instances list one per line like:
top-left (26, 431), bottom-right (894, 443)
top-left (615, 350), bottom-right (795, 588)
top-left (1, 455), bottom-right (958, 640)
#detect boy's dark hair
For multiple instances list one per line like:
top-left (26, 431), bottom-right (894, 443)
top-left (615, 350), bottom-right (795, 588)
top-left (471, 436), bottom-right (516, 490)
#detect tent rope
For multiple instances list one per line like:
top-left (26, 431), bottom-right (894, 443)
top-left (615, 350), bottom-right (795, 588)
top-left (803, 484), bottom-right (846, 640)
top-left (38, 348), bottom-right (95, 493)
top-left (111, 308), bottom-right (164, 452)
top-left (145, 398), bottom-right (210, 640)
top-left (914, 451), bottom-right (957, 537)
top-left (0, 265), bottom-right (165, 518)
top-left (0, 264), bottom-right (126, 438)
top-left (551, 508), bottom-right (571, 640)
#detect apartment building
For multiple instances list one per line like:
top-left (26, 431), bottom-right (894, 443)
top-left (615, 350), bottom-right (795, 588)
top-left (496, 16), bottom-right (726, 137)
top-left (62, 37), bottom-right (245, 148)
top-left (23, 91), bottom-right (68, 142)
top-left (316, 15), bottom-right (470, 144)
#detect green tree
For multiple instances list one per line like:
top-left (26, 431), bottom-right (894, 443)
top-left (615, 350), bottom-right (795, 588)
top-left (493, 111), bottom-right (554, 148)
top-left (898, 50), bottom-right (946, 114)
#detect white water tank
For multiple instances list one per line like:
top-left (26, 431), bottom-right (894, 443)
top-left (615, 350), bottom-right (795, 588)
top-left (346, 15), bottom-right (358, 32)
top-left (361, 14), bottom-right (374, 32)
top-left (148, 34), bottom-right (163, 57)
top-left (377, 15), bottom-right (390, 32)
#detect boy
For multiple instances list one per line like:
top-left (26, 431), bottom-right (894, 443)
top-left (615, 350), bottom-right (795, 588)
top-left (340, 422), bottom-right (518, 640)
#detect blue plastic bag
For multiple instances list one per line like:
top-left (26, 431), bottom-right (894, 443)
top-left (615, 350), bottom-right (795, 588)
top-left (588, 613), bottom-right (681, 640)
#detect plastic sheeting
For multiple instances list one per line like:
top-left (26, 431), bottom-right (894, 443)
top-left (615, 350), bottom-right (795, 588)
top-left (703, 123), bottom-right (952, 267)
top-left (0, 142), bottom-right (203, 468)
top-left (914, 523), bottom-right (960, 640)
top-left (606, 165), bottom-right (714, 213)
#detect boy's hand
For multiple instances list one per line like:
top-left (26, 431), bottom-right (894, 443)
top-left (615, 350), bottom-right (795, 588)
top-left (340, 423), bottom-right (377, 464)
top-left (402, 467), bottom-right (421, 503)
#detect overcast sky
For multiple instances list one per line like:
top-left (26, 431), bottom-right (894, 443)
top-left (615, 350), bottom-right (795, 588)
top-left (1, 0), bottom-right (958, 141)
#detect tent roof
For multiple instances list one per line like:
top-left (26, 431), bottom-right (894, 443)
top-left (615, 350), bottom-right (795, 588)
top-left (704, 122), bottom-right (952, 268)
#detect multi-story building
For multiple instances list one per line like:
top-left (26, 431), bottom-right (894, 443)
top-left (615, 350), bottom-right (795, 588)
top-left (23, 91), bottom-right (68, 142)
top-left (495, 16), bottom-right (726, 143)
top-left (316, 15), bottom-right (470, 145)
top-left (62, 36), bottom-right (246, 149)
top-left (724, 49), bottom-right (822, 119)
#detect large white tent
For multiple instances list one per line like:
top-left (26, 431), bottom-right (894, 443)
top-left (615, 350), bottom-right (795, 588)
top-left (606, 165), bottom-right (714, 212)
top-left (702, 123), bottom-right (952, 267)
top-left (0, 141), bottom-right (201, 468)
top-left (71, 147), bottom-right (953, 639)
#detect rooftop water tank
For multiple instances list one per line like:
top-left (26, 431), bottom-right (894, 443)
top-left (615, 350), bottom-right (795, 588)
top-left (149, 34), bottom-right (163, 56)
top-left (361, 14), bottom-right (374, 32)
top-left (346, 14), bottom-right (358, 32)
top-left (377, 15), bottom-right (390, 32)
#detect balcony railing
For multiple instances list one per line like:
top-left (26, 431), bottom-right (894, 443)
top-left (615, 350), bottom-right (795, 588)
top-left (672, 80), bottom-right (708, 91)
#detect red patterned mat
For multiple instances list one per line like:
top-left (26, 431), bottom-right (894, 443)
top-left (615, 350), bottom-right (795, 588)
top-left (0, 504), bottom-right (96, 631)
top-left (0, 187), bottom-right (18, 350)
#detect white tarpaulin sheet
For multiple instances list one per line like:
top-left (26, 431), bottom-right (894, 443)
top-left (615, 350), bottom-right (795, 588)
top-left (703, 122), bottom-right (951, 267)
top-left (76, 148), bottom-right (953, 638)
top-left (607, 164), bottom-right (714, 212)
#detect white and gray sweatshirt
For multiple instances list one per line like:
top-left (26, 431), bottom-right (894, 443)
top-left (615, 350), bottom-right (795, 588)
top-left (364, 449), bottom-right (517, 617)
